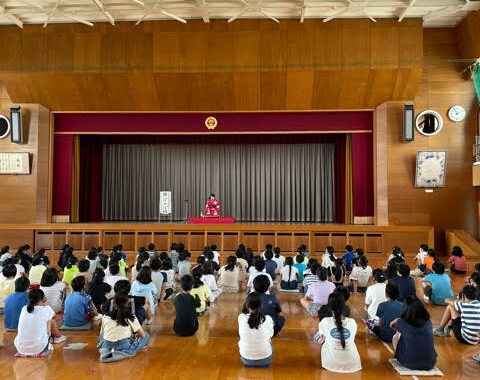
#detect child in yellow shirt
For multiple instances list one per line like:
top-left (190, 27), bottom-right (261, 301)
top-left (189, 267), bottom-right (210, 314)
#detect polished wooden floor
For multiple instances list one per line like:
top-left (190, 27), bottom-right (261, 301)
top-left (1, 272), bottom-right (478, 380)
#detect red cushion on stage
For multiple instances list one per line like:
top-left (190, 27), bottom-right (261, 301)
top-left (187, 217), bottom-right (236, 224)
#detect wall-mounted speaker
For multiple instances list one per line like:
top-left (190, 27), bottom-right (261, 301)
top-left (10, 106), bottom-right (22, 144)
top-left (0, 114), bottom-right (10, 139)
top-left (403, 102), bottom-right (415, 142)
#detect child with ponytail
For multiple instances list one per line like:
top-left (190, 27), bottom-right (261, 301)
top-left (217, 256), bottom-right (241, 293)
top-left (14, 289), bottom-right (66, 356)
top-left (87, 269), bottom-right (112, 311)
top-left (189, 267), bottom-right (210, 314)
top-left (280, 257), bottom-right (299, 290)
top-left (315, 292), bottom-right (361, 373)
top-left (99, 292), bottom-right (149, 359)
top-left (238, 292), bottom-right (274, 368)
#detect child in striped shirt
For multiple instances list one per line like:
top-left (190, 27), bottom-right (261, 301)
top-left (434, 285), bottom-right (480, 345)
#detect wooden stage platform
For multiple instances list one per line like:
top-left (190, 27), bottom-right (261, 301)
top-left (0, 274), bottom-right (477, 380)
top-left (0, 223), bottom-right (434, 266)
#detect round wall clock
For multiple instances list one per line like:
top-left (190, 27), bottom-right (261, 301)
top-left (448, 105), bottom-right (466, 122)
top-left (0, 115), bottom-right (10, 139)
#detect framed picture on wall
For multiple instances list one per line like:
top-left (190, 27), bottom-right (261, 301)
top-left (415, 150), bottom-right (447, 188)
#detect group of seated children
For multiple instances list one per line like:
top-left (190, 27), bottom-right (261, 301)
top-left (2, 241), bottom-right (480, 370)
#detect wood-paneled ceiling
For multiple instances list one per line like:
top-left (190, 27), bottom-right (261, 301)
top-left (0, 0), bottom-right (479, 28)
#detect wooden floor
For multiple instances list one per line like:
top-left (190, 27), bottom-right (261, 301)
top-left (0, 273), bottom-right (478, 380)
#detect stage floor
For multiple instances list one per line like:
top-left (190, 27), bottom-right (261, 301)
top-left (0, 274), bottom-right (476, 380)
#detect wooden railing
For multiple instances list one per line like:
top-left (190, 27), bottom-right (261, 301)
top-left (445, 229), bottom-right (480, 260)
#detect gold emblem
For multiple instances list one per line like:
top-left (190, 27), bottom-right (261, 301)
top-left (205, 116), bottom-right (218, 130)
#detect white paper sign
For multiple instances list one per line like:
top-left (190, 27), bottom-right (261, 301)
top-left (0, 152), bottom-right (29, 174)
top-left (159, 191), bottom-right (172, 215)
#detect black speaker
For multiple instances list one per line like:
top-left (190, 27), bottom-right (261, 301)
top-left (0, 114), bottom-right (10, 139)
top-left (10, 106), bottom-right (22, 143)
top-left (403, 102), bottom-right (415, 142)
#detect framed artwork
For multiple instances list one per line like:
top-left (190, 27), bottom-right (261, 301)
top-left (415, 150), bottom-right (447, 188)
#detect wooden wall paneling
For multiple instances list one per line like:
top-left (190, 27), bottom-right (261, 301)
top-left (456, 12), bottom-right (480, 60)
top-left (206, 232), bottom-right (222, 249)
top-left (0, 229), bottom-right (34, 249)
top-left (189, 231), bottom-right (205, 251)
top-left (53, 231), bottom-right (66, 249)
top-left (35, 104), bottom-right (50, 223)
top-left (292, 233), bottom-right (310, 252)
top-left (373, 103), bottom-right (389, 225)
top-left (153, 232), bottom-right (169, 251)
top-left (222, 232), bottom-right (238, 252)
top-left (83, 231), bottom-right (100, 249)
top-left (0, 19), bottom-right (424, 111)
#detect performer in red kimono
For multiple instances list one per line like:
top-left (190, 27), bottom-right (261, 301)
top-left (205, 193), bottom-right (221, 217)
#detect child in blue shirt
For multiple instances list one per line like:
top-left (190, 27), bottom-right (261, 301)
top-left (422, 261), bottom-right (454, 305)
top-left (63, 276), bottom-right (101, 327)
top-left (293, 254), bottom-right (307, 283)
top-left (342, 245), bottom-right (356, 272)
top-left (368, 283), bottom-right (403, 342)
top-left (264, 250), bottom-right (277, 281)
top-left (4, 277), bottom-right (30, 330)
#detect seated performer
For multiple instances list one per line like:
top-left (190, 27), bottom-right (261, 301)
top-left (205, 194), bottom-right (221, 217)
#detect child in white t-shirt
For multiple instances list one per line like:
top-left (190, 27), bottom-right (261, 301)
top-left (411, 243), bottom-right (429, 276)
top-left (14, 288), bottom-right (66, 355)
top-left (315, 292), bottom-right (361, 373)
top-left (272, 247), bottom-right (285, 274)
top-left (201, 261), bottom-right (222, 302)
top-left (365, 269), bottom-right (387, 320)
top-left (349, 256), bottom-right (372, 293)
top-left (238, 292), bottom-right (274, 368)
top-left (280, 257), bottom-right (299, 290)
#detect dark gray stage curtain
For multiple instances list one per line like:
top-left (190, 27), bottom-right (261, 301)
top-left (102, 143), bottom-right (335, 222)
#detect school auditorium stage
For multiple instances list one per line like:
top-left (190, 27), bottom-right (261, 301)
top-left (0, 274), bottom-right (476, 380)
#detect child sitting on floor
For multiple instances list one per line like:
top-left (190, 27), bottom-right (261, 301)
top-left (63, 276), bottom-right (101, 328)
top-left (247, 257), bottom-right (273, 293)
top-left (280, 257), bottom-right (299, 290)
top-left (14, 288), bottom-right (66, 356)
top-left (4, 277), bottom-right (30, 330)
top-left (190, 267), bottom-right (210, 315)
top-left (238, 292), bottom-right (274, 368)
top-left (315, 292), bottom-right (361, 373)
top-left (131, 251), bottom-right (150, 282)
top-left (423, 249), bottom-right (436, 273)
top-left (177, 251), bottom-right (191, 279)
top-left (40, 268), bottom-right (66, 313)
top-left (388, 262), bottom-right (416, 302)
top-left (131, 267), bottom-right (158, 324)
top-left (410, 243), bottom-right (429, 276)
top-left (367, 283), bottom-right (402, 343)
top-left (160, 258), bottom-right (175, 300)
top-left (263, 250), bottom-right (277, 281)
top-left (62, 256), bottom-right (79, 288)
top-left (173, 275), bottom-right (201, 336)
top-left (433, 285), bottom-right (480, 344)
top-left (105, 263), bottom-right (127, 294)
top-left (201, 261), bottom-right (222, 302)
top-left (73, 259), bottom-right (92, 285)
top-left (99, 292), bottom-right (149, 361)
top-left (218, 256), bottom-right (241, 294)
top-left (294, 254), bottom-right (307, 284)
top-left (391, 295), bottom-right (437, 370)
top-left (422, 261), bottom-right (454, 305)
top-left (87, 269), bottom-right (112, 312)
top-left (349, 256), bottom-right (372, 294)
top-left (330, 259), bottom-right (346, 288)
top-left (342, 245), bottom-right (356, 273)
top-left (365, 269), bottom-right (387, 320)
top-left (28, 256), bottom-right (46, 287)
top-left (303, 261), bottom-right (320, 293)
top-left (150, 257), bottom-right (166, 302)
top-left (448, 246), bottom-right (468, 274)
top-left (318, 286), bottom-right (351, 321)
top-left (242, 274), bottom-right (285, 337)
top-left (0, 264), bottom-right (17, 313)
top-left (301, 266), bottom-right (335, 317)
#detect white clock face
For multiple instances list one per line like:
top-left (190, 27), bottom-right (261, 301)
top-left (448, 105), bottom-right (466, 122)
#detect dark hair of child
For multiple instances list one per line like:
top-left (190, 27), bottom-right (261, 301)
top-left (109, 263), bottom-right (120, 276)
top-left (180, 274), bottom-right (194, 292)
top-left (162, 258), bottom-right (173, 270)
top-left (87, 268), bottom-right (106, 295)
top-left (136, 251), bottom-right (150, 272)
top-left (87, 248), bottom-right (98, 260)
top-left (295, 254), bottom-right (305, 264)
top-left (419, 243), bottom-right (429, 252)
top-left (78, 259), bottom-right (90, 273)
top-left (71, 275), bottom-right (86, 292)
top-left (210, 244), bottom-right (217, 251)
top-left (273, 247), bottom-right (281, 258)
top-left (203, 261), bottom-right (215, 275)
top-left (114, 279), bottom-right (131, 294)
top-left (191, 267), bottom-right (204, 288)
top-left (170, 242), bottom-right (178, 251)
top-left (176, 243), bottom-right (185, 253)
top-left (246, 292), bottom-right (265, 330)
top-left (452, 246), bottom-right (463, 257)
top-left (147, 243), bottom-right (155, 251)
top-left (98, 254), bottom-right (109, 270)
top-left (178, 251), bottom-right (187, 262)
top-left (137, 266), bottom-right (152, 285)
top-left (66, 256), bottom-right (78, 270)
top-left (107, 292), bottom-right (135, 327)
top-left (40, 268), bottom-right (58, 287)
top-left (253, 257), bottom-right (266, 272)
top-left (333, 285), bottom-right (350, 302)
top-left (150, 257), bottom-right (161, 271)
top-left (264, 250), bottom-right (274, 260)
top-left (373, 269), bottom-right (386, 283)
top-left (265, 243), bottom-right (273, 251)
top-left (2, 264), bottom-right (16, 278)
top-left (317, 266), bottom-right (328, 281)
top-left (285, 257), bottom-right (294, 284)
top-left (15, 276), bottom-right (30, 292)
top-left (345, 245), bottom-right (353, 253)
top-left (461, 285), bottom-right (477, 301)
top-left (27, 288), bottom-right (44, 313)
top-left (432, 261), bottom-right (445, 275)
top-left (427, 249), bottom-right (436, 259)
top-left (358, 255), bottom-right (368, 269)
top-left (197, 255), bottom-right (206, 265)
top-left (397, 263), bottom-right (410, 277)
top-left (332, 259), bottom-right (344, 282)
top-left (225, 256), bottom-right (237, 272)
top-left (401, 295), bottom-right (430, 327)
top-left (385, 283), bottom-right (400, 300)
top-left (329, 292), bottom-right (347, 349)
top-left (32, 256), bottom-right (43, 266)
top-left (253, 274), bottom-right (270, 293)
